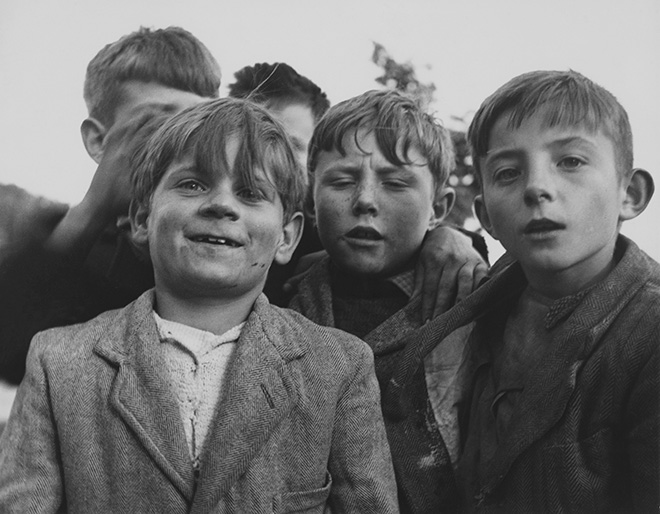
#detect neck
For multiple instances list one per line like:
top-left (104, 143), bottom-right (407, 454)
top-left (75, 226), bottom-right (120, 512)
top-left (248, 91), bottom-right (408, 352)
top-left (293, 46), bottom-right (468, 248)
top-left (154, 288), bottom-right (258, 335)
top-left (524, 250), bottom-right (617, 300)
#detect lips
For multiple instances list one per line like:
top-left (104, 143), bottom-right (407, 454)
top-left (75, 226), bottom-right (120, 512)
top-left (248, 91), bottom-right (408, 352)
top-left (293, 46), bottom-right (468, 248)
top-left (345, 226), bottom-right (383, 240)
top-left (523, 218), bottom-right (565, 234)
top-left (190, 235), bottom-right (242, 247)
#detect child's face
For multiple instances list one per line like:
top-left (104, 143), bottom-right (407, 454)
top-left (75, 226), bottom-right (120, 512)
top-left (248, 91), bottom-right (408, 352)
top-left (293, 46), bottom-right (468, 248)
top-left (313, 128), bottom-right (445, 277)
top-left (475, 110), bottom-right (630, 293)
top-left (267, 101), bottom-right (316, 170)
top-left (133, 137), bottom-right (302, 301)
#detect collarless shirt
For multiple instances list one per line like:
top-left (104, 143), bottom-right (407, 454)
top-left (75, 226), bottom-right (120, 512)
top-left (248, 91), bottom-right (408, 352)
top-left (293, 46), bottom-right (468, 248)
top-left (154, 312), bottom-right (243, 474)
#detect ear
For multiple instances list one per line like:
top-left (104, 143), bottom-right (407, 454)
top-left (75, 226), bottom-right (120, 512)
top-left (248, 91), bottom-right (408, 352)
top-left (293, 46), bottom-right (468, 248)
top-left (128, 199), bottom-right (150, 248)
top-left (274, 212), bottom-right (305, 265)
top-left (428, 187), bottom-right (456, 230)
top-left (473, 194), bottom-right (498, 239)
top-left (619, 168), bottom-right (655, 222)
top-left (80, 117), bottom-right (108, 164)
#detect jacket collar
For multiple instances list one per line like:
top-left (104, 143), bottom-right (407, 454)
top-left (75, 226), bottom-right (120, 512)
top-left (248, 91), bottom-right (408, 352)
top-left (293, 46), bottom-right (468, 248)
top-left (293, 257), bottom-right (423, 355)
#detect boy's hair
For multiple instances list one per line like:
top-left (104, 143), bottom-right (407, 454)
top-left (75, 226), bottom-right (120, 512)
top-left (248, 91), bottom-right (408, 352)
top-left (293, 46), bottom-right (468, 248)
top-left (132, 97), bottom-right (306, 222)
top-left (84, 26), bottom-right (222, 125)
top-left (228, 62), bottom-right (330, 123)
top-left (308, 89), bottom-right (455, 195)
top-left (468, 69), bottom-right (633, 182)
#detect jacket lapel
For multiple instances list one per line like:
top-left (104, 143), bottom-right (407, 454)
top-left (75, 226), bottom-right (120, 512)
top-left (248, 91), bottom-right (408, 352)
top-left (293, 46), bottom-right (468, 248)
top-left (364, 296), bottom-right (424, 356)
top-left (191, 297), bottom-right (304, 512)
top-left (94, 291), bottom-right (195, 501)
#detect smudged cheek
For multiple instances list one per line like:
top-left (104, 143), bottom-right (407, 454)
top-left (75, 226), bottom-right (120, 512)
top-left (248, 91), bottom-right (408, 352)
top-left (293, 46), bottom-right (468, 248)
top-left (246, 226), bottom-right (281, 270)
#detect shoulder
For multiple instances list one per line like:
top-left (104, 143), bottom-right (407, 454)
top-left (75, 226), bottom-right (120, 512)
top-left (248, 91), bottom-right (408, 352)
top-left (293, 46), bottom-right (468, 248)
top-left (0, 184), bottom-right (68, 255)
top-left (28, 295), bottom-right (144, 369)
top-left (253, 298), bottom-right (374, 375)
top-left (291, 256), bottom-right (332, 297)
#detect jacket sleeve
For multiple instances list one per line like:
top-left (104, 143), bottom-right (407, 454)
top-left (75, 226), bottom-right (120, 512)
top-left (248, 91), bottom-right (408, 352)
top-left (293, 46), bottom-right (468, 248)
top-left (625, 329), bottom-right (659, 512)
top-left (0, 187), bottom-right (70, 385)
top-left (0, 334), bottom-right (65, 512)
top-left (327, 342), bottom-right (400, 513)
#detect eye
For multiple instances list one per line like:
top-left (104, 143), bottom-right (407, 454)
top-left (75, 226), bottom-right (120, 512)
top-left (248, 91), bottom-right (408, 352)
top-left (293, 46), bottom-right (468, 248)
top-left (382, 178), bottom-right (408, 189)
top-left (236, 186), bottom-right (266, 202)
top-left (558, 156), bottom-right (585, 170)
top-left (493, 167), bottom-right (521, 183)
top-left (326, 176), bottom-right (356, 188)
top-left (176, 179), bottom-right (206, 193)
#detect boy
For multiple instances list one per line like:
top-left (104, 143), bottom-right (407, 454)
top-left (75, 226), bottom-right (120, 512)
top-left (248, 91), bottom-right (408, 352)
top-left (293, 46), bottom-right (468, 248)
top-left (228, 62), bottom-right (330, 305)
top-left (0, 98), bottom-right (398, 512)
top-left (228, 61), bottom-right (330, 170)
top-left (229, 63), bottom-right (488, 314)
top-left (385, 70), bottom-right (659, 511)
top-left (0, 26), bottom-right (221, 384)
top-left (289, 89), bottom-right (478, 512)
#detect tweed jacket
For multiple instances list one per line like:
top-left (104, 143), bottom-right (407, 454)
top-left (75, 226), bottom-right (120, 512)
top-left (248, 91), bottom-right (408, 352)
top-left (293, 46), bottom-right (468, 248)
top-left (0, 291), bottom-right (398, 513)
top-left (383, 236), bottom-right (659, 512)
top-left (289, 258), bottom-right (473, 513)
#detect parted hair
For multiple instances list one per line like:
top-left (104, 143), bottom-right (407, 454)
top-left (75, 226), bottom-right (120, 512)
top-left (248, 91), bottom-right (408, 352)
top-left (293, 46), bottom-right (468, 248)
top-left (131, 97), bottom-right (306, 222)
top-left (84, 26), bottom-right (221, 125)
top-left (468, 69), bottom-right (634, 181)
top-left (307, 89), bottom-right (455, 196)
top-left (228, 62), bottom-right (330, 122)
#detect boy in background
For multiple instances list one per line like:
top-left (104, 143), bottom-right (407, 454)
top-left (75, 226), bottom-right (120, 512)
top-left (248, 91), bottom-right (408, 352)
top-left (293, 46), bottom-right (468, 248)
top-left (289, 89), bottom-right (478, 512)
top-left (0, 26), bottom-right (221, 385)
top-left (0, 98), bottom-right (398, 513)
top-left (385, 69), bottom-right (658, 512)
top-left (228, 62), bottom-right (330, 305)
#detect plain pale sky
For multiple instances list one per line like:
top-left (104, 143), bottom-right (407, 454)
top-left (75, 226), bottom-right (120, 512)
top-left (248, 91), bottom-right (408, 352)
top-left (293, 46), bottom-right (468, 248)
top-left (0, 0), bottom-right (658, 260)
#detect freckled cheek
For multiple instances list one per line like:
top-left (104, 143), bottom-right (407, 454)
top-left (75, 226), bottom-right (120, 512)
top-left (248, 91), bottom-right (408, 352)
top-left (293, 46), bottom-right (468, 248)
top-left (315, 195), bottom-right (349, 234)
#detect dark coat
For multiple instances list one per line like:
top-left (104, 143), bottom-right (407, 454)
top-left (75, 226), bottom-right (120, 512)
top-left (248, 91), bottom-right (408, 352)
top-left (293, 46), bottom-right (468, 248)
top-left (384, 236), bottom-right (659, 512)
top-left (0, 292), bottom-right (399, 513)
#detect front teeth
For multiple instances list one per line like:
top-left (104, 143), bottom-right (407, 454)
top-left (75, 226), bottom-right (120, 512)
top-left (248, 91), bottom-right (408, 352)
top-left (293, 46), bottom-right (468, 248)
top-left (193, 236), bottom-right (238, 247)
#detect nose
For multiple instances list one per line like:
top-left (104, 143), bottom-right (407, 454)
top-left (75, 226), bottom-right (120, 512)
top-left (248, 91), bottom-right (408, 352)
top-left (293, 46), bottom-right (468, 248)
top-left (352, 180), bottom-right (378, 216)
top-left (198, 186), bottom-right (239, 221)
top-left (523, 164), bottom-right (556, 206)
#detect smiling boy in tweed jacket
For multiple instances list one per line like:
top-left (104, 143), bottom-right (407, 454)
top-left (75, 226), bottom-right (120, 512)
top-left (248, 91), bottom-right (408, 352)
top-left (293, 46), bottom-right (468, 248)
top-left (0, 97), bottom-right (398, 513)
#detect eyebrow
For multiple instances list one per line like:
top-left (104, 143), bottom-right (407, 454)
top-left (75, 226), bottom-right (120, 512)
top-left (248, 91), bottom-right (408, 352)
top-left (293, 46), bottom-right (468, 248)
top-left (485, 135), bottom-right (599, 162)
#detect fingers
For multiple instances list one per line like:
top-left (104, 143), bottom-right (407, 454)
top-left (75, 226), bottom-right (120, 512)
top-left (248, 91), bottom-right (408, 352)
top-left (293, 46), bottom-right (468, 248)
top-left (419, 259), bottom-right (491, 323)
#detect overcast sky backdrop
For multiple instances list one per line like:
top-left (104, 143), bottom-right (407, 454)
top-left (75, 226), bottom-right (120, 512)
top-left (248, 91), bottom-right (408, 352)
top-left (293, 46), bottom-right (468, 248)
top-left (1, 0), bottom-right (658, 260)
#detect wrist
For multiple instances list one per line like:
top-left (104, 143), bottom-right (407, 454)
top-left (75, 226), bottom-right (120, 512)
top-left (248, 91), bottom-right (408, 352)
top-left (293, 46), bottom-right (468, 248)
top-left (44, 197), bottom-right (113, 257)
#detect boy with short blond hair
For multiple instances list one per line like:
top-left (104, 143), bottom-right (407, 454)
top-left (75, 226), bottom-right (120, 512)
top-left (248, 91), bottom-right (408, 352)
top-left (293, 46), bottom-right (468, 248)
top-left (0, 98), bottom-right (398, 512)
top-left (0, 26), bottom-right (221, 385)
top-left (289, 89), bottom-right (475, 512)
top-left (384, 69), bottom-right (659, 512)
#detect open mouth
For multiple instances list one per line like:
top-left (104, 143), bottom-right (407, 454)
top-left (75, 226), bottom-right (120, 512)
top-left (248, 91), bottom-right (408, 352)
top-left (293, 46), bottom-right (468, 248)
top-left (345, 227), bottom-right (383, 240)
top-left (524, 218), bottom-right (565, 234)
top-left (190, 235), bottom-right (242, 247)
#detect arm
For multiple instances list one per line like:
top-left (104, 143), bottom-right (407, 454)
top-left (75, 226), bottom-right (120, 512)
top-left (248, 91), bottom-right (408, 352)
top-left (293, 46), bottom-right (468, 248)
top-left (328, 344), bottom-right (399, 513)
top-left (625, 337), bottom-right (659, 511)
top-left (414, 226), bottom-right (489, 322)
top-left (0, 109), bottom-right (166, 385)
top-left (0, 336), bottom-right (64, 512)
top-left (45, 107), bottom-right (168, 260)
